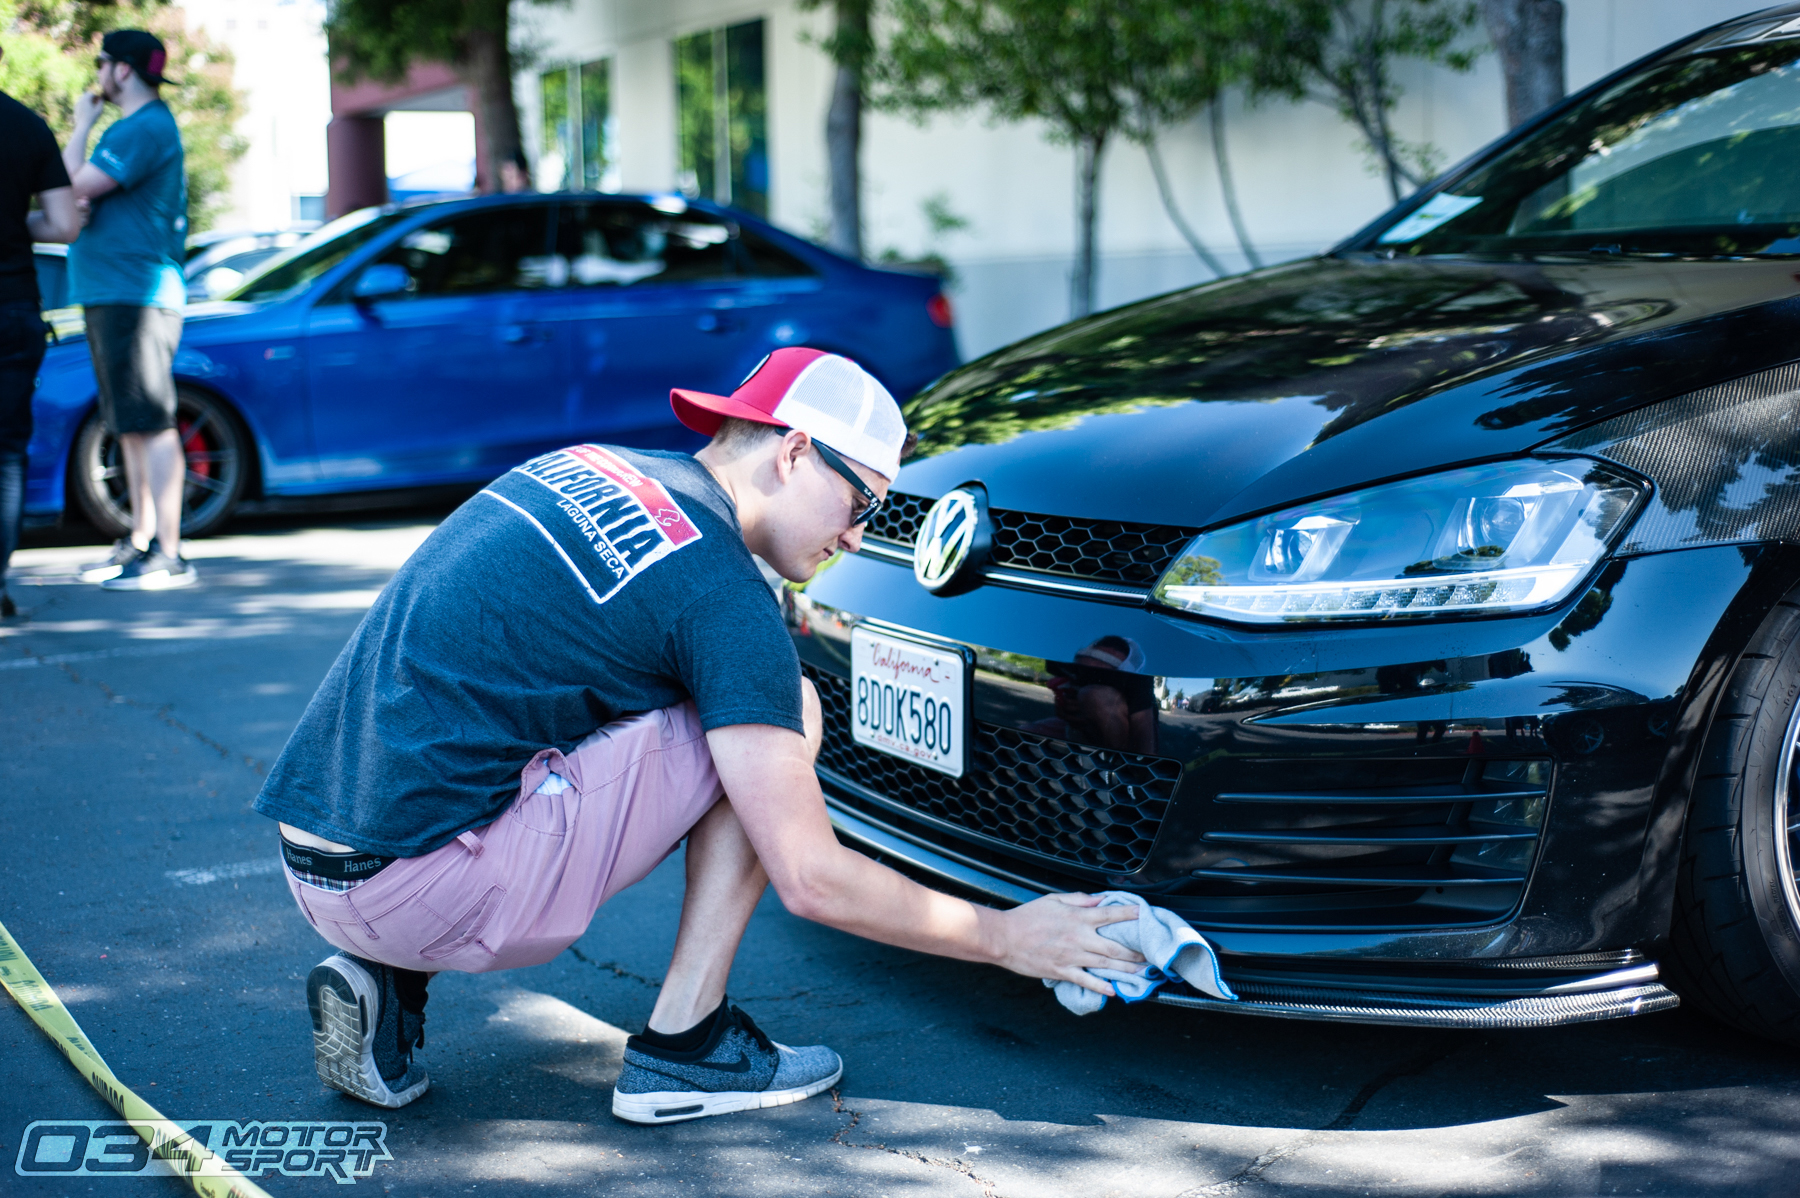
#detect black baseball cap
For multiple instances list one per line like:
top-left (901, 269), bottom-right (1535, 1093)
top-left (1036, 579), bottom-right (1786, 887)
top-left (101, 30), bottom-right (175, 86)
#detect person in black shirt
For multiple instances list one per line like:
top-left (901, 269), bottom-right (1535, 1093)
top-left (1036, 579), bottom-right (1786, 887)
top-left (0, 50), bottom-right (80, 617)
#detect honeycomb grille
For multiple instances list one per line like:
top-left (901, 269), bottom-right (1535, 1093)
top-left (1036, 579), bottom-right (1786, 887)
top-left (863, 493), bottom-right (1197, 587)
top-left (866, 492), bottom-right (931, 547)
top-left (807, 665), bottom-right (1181, 873)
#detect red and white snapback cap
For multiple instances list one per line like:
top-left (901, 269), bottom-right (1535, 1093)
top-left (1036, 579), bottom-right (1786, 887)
top-left (671, 348), bottom-right (909, 480)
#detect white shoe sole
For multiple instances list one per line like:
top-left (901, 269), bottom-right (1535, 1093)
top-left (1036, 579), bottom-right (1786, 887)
top-left (78, 564), bottom-right (128, 582)
top-left (307, 956), bottom-right (429, 1109)
top-left (610, 1055), bottom-right (843, 1125)
top-left (101, 569), bottom-right (197, 591)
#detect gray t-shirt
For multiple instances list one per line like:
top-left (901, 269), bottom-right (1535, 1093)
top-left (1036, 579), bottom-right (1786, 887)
top-left (255, 445), bottom-right (803, 857)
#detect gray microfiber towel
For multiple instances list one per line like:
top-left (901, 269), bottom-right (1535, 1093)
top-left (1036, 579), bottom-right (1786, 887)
top-left (1044, 891), bottom-right (1238, 1015)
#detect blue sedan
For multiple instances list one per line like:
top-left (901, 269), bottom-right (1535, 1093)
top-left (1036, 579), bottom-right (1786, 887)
top-left (29, 193), bottom-right (960, 537)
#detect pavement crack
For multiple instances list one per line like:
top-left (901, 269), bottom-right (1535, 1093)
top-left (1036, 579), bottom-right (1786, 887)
top-left (564, 946), bottom-right (661, 987)
top-left (49, 656), bottom-right (267, 775)
top-left (829, 1087), bottom-right (998, 1197)
top-left (1178, 1039), bottom-right (1459, 1196)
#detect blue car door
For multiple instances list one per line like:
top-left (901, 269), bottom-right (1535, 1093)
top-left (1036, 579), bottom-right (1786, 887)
top-left (304, 203), bottom-right (566, 487)
top-left (531, 200), bottom-right (814, 450)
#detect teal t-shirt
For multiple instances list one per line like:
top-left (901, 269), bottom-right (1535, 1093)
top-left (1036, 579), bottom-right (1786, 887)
top-left (68, 100), bottom-right (187, 310)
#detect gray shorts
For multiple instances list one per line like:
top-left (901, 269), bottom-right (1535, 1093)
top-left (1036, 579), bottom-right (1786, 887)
top-left (85, 305), bottom-right (182, 436)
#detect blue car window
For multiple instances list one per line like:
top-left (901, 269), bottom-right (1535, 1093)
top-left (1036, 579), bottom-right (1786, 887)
top-left (231, 208), bottom-right (409, 303)
top-left (550, 202), bottom-right (742, 287)
top-left (371, 206), bottom-right (558, 297)
top-left (737, 228), bottom-right (818, 278)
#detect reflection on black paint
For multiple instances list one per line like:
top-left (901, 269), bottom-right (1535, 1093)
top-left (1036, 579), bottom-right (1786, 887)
top-left (1550, 566), bottom-right (1622, 651)
top-left (1021, 636), bottom-right (1158, 753)
top-left (902, 260), bottom-right (1667, 457)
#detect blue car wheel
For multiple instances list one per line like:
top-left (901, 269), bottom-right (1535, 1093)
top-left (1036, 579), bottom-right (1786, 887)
top-left (69, 386), bottom-right (251, 539)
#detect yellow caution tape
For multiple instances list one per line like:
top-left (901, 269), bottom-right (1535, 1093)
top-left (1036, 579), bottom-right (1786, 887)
top-left (0, 916), bottom-right (274, 1198)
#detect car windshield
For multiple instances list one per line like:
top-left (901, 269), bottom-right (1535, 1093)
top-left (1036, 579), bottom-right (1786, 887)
top-left (227, 208), bottom-right (411, 302)
top-left (1363, 19), bottom-right (1800, 258)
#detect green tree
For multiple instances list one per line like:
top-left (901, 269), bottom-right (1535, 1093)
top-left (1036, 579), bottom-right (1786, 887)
top-left (327, 0), bottom-right (549, 194)
top-left (1118, 1), bottom-right (1315, 275)
top-left (1281, 0), bottom-right (1485, 203)
top-left (3, 0), bottom-right (247, 233)
top-left (874, 0), bottom-right (1235, 319)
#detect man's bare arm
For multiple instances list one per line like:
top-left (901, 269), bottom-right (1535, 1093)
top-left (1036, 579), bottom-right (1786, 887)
top-left (63, 92), bottom-right (118, 202)
top-left (705, 720), bottom-right (1144, 995)
top-left (27, 187), bottom-right (80, 244)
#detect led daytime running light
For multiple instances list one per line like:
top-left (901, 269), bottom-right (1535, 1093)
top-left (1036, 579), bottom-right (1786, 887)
top-left (1162, 562), bottom-right (1584, 620)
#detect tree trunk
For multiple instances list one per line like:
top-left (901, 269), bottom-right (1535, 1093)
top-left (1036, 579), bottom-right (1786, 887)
top-left (462, 9), bottom-right (522, 195)
top-left (1479, 0), bottom-right (1566, 128)
top-left (1144, 137), bottom-right (1227, 279)
top-left (824, 0), bottom-right (867, 258)
top-left (1208, 101), bottom-right (1262, 271)
top-left (1071, 131), bottom-right (1105, 319)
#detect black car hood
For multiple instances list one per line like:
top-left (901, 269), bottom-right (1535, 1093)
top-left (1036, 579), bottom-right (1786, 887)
top-left (899, 254), bottom-right (1800, 527)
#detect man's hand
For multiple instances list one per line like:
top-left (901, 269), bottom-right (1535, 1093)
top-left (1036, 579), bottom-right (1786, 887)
top-left (991, 892), bottom-right (1146, 996)
top-left (73, 90), bottom-right (104, 128)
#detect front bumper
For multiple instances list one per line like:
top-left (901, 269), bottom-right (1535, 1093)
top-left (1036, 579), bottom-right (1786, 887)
top-left (791, 540), bottom-right (1800, 1027)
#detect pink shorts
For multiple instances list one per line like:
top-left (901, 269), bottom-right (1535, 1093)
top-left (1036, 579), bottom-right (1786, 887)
top-left (282, 702), bottom-right (723, 974)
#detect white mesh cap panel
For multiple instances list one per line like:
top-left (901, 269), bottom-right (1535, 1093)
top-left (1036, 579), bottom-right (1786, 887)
top-left (771, 354), bottom-right (906, 479)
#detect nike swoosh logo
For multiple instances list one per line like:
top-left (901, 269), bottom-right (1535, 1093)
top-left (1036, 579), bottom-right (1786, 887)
top-left (636, 1053), bottom-right (759, 1086)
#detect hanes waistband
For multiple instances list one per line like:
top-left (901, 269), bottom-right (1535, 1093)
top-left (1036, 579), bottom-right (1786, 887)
top-left (280, 837), bottom-right (396, 881)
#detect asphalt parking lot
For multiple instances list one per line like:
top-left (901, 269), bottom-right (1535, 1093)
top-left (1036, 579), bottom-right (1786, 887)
top-left (4, 511), bottom-right (1800, 1198)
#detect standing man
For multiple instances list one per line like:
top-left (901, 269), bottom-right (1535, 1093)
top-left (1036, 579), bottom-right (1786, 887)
top-left (0, 47), bottom-right (81, 619)
top-left (258, 349), bottom-right (1142, 1121)
top-left (66, 29), bottom-right (196, 591)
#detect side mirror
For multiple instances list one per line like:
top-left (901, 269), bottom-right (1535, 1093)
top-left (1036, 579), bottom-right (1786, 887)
top-left (352, 263), bottom-right (411, 303)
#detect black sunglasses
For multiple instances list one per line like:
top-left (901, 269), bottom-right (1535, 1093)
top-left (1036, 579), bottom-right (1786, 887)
top-left (811, 438), bottom-right (883, 527)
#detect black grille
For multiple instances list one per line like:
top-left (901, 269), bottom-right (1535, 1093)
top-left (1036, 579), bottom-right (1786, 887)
top-left (864, 492), bottom-right (1197, 587)
top-left (866, 492), bottom-right (931, 547)
top-left (989, 510), bottom-right (1196, 585)
top-left (807, 665), bottom-right (1181, 874)
top-left (1181, 757), bottom-right (1552, 920)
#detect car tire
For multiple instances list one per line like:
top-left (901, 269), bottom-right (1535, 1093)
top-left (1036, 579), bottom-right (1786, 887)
top-left (70, 386), bottom-right (250, 541)
top-left (1667, 592), bottom-right (1800, 1045)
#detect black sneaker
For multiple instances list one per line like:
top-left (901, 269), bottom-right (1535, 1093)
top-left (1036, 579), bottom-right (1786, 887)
top-left (1, 591), bottom-right (15, 618)
top-left (77, 537), bottom-right (144, 582)
top-left (306, 953), bottom-right (429, 1109)
top-left (101, 545), bottom-right (197, 591)
top-left (611, 1003), bottom-right (842, 1124)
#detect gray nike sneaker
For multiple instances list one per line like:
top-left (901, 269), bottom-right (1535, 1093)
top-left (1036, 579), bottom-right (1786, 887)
top-left (611, 1003), bottom-right (842, 1124)
top-left (306, 953), bottom-right (429, 1109)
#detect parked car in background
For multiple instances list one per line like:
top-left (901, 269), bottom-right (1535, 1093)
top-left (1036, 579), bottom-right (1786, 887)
top-left (184, 227), bottom-right (317, 303)
top-left (25, 193), bottom-right (958, 537)
top-left (33, 228), bottom-right (320, 313)
top-left (793, 3), bottom-right (1800, 1045)
top-left (33, 243), bottom-right (69, 311)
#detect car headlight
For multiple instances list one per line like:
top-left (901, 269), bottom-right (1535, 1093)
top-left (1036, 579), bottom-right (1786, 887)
top-left (1153, 458), bottom-right (1646, 624)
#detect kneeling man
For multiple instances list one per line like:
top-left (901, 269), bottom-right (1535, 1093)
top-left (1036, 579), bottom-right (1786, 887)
top-left (255, 349), bottom-right (1141, 1123)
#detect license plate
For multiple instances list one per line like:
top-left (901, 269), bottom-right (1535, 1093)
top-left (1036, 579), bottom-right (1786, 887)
top-left (850, 625), bottom-right (968, 778)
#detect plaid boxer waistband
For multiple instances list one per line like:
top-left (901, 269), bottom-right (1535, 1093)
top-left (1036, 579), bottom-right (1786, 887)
top-left (280, 837), bottom-right (396, 882)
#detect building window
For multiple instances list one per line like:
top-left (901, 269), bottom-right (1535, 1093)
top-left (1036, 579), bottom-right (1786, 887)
top-left (539, 59), bottom-right (616, 192)
top-left (673, 19), bottom-right (767, 216)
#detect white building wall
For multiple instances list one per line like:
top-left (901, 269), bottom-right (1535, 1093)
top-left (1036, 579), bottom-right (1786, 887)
top-left (182, 0), bottom-right (332, 232)
top-left (512, 0), bottom-right (1778, 359)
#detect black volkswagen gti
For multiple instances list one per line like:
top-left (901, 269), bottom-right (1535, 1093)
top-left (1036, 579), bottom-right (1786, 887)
top-left (785, 5), bottom-right (1800, 1044)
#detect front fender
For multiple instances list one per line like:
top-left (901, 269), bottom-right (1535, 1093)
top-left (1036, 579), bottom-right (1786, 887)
top-left (26, 343), bottom-right (98, 519)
